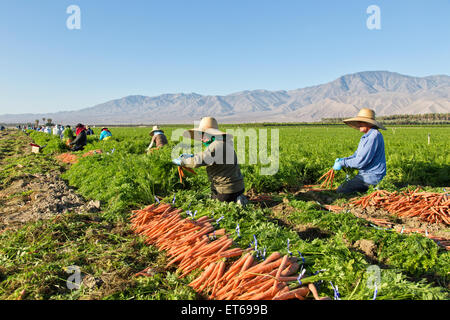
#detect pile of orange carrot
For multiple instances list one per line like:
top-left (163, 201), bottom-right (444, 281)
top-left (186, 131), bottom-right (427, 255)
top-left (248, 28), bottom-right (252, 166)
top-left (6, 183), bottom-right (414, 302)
top-left (55, 153), bottom-right (78, 164)
top-left (129, 202), bottom-right (324, 300)
top-left (350, 189), bottom-right (449, 225)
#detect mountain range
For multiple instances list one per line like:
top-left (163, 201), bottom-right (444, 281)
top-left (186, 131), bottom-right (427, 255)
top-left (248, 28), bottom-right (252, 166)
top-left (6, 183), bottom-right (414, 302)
top-left (1, 71), bottom-right (449, 125)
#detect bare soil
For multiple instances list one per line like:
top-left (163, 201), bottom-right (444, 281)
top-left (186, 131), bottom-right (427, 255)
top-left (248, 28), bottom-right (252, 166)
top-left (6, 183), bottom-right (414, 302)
top-left (0, 131), bottom-right (100, 233)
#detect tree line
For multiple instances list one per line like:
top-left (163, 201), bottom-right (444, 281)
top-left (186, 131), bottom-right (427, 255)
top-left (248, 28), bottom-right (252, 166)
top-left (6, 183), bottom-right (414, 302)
top-left (321, 113), bottom-right (450, 125)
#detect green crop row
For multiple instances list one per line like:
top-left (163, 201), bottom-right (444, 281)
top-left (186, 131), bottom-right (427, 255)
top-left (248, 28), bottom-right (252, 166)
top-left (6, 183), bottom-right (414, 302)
top-left (24, 125), bottom-right (450, 299)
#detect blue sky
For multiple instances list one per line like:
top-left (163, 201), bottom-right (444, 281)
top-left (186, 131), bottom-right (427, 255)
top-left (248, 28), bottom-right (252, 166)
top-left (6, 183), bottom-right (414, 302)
top-left (0, 0), bottom-right (449, 114)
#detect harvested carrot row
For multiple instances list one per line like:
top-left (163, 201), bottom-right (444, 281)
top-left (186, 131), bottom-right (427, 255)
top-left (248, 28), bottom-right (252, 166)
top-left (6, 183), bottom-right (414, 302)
top-left (350, 189), bottom-right (449, 225)
top-left (129, 202), bottom-right (320, 300)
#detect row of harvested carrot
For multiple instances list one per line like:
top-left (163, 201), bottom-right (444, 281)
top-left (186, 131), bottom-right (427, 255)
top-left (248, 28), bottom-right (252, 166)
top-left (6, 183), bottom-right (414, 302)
top-left (350, 189), bottom-right (449, 225)
top-left (55, 153), bottom-right (78, 164)
top-left (129, 202), bottom-right (327, 300)
top-left (320, 205), bottom-right (450, 250)
top-left (55, 149), bottom-right (103, 164)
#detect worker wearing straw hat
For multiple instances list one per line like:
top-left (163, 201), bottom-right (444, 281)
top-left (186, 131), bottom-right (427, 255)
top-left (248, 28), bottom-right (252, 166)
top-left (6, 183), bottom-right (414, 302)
top-left (146, 125), bottom-right (168, 152)
top-left (333, 108), bottom-right (387, 194)
top-left (172, 117), bottom-right (247, 205)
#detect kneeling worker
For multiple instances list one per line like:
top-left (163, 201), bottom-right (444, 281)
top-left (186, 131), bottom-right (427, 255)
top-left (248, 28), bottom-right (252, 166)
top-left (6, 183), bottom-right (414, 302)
top-left (99, 128), bottom-right (112, 141)
top-left (146, 125), bottom-right (168, 152)
top-left (172, 117), bottom-right (247, 205)
top-left (69, 123), bottom-right (88, 151)
top-left (333, 108), bottom-right (387, 194)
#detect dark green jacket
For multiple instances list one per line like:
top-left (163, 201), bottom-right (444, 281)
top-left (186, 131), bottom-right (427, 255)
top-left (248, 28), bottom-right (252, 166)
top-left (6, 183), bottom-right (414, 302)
top-left (180, 138), bottom-right (245, 194)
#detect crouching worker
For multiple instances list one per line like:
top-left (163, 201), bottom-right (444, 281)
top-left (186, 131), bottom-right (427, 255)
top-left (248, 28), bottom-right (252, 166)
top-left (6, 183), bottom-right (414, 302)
top-left (146, 126), bottom-right (168, 153)
top-left (99, 128), bottom-right (112, 141)
top-left (172, 117), bottom-right (248, 205)
top-left (62, 125), bottom-right (75, 146)
top-left (333, 108), bottom-right (387, 194)
top-left (69, 123), bottom-right (87, 151)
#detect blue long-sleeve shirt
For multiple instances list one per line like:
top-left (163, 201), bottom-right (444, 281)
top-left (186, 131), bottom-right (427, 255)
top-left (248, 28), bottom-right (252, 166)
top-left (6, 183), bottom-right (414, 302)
top-left (342, 129), bottom-right (386, 185)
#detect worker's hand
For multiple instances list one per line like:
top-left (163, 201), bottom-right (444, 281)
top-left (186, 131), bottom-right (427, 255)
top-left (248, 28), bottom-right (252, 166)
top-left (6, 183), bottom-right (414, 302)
top-left (333, 158), bottom-right (343, 171)
top-left (172, 157), bottom-right (182, 166)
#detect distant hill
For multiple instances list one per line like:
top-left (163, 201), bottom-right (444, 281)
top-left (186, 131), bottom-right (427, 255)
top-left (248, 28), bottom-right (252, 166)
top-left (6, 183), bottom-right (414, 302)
top-left (1, 71), bottom-right (449, 125)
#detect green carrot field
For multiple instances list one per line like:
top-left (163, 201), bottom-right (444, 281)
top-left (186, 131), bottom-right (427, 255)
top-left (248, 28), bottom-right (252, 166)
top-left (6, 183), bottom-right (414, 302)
top-left (0, 125), bottom-right (449, 300)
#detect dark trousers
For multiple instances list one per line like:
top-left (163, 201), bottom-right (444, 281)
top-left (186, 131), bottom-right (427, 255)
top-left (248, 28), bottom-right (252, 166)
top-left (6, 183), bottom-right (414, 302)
top-left (211, 188), bottom-right (245, 203)
top-left (71, 144), bottom-right (85, 152)
top-left (336, 175), bottom-right (371, 194)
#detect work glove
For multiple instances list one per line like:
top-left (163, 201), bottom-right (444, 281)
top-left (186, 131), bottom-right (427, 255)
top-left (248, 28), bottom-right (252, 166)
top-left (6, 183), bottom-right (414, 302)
top-left (172, 157), bottom-right (182, 166)
top-left (333, 158), bottom-right (343, 171)
top-left (172, 154), bottom-right (193, 166)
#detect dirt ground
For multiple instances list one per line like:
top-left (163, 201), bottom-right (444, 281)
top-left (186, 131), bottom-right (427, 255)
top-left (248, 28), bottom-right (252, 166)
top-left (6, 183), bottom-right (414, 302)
top-left (0, 130), bottom-right (100, 233)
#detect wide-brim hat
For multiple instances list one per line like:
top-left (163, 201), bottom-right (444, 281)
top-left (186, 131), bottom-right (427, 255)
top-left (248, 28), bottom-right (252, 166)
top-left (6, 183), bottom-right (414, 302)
top-left (183, 117), bottom-right (228, 141)
top-left (150, 125), bottom-right (164, 136)
top-left (343, 108), bottom-right (386, 130)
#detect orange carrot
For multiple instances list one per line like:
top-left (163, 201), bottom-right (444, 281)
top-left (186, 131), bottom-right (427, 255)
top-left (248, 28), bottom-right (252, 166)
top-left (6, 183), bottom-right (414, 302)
top-left (272, 286), bottom-right (310, 300)
top-left (272, 255), bottom-right (289, 295)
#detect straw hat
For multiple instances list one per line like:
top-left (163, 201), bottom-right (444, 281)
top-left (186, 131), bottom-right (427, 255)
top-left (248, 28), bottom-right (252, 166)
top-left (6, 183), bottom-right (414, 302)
top-left (343, 108), bottom-right (386, 130)
top-left (183, 117), bottom-right (228, 141)
top-left (149, 125), bottom-right (164, 136)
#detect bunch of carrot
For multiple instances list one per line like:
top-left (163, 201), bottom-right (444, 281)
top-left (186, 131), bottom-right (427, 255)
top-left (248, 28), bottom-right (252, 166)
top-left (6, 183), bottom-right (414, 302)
top-left (317, 169), bottom-right (335, 190)
top-left (129, 202), bottom-right (323, 300)
top-left (192, 251), bottom-right (314, 300)
top-left (177, 166), bottom-right (197, 183)
top-left (350, 189), bottom-right (449, 225)
top-left (55, 153), bottom-right (78, 164)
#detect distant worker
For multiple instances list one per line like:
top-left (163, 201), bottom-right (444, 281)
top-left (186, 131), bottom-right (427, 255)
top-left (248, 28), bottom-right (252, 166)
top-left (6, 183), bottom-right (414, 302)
top-left (69, 123), bottom-right (88, 151)
top-left (172, 117), bottom-right (247, 205)
top-left (146, 125), bottom-right (168, 153)
top-left (86, 126), bottom-right (94, 135)
top-left (62, 125), bottom-right (75, 146)
top-left (53, 125), bottom-right (62, 136)
top-left (333, 108), bottom-right (387, 194)
top-left (44, 126), bottom-right (52, 134)
top-left (99, 128), bottom-right (112, 141)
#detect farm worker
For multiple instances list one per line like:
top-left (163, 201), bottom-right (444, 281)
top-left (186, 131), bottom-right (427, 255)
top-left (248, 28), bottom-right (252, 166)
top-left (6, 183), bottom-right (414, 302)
top-left (333, 108), bottom-right (387, 194)
top-left (69, 123), bottom-right (88, 151)
top-left (99, 128), bottom-right (112, 141)
top-left (86, 126), bottom-right (94, 135)
top-left (146, 125), bottom-right (168, 153)
top-left (52, 125), bottom-right (62, 136)
top-left (172, 117), bottom-right (248, 205)
top-left (44, 126), bottom-right (52, 134)
top-left (62, 125), bottom-right (75, 146)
